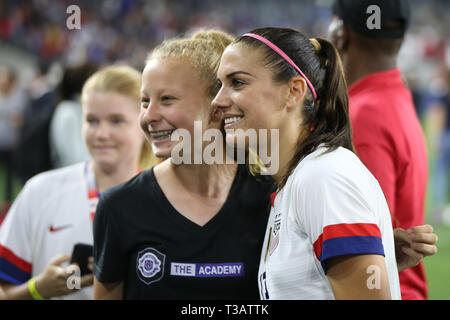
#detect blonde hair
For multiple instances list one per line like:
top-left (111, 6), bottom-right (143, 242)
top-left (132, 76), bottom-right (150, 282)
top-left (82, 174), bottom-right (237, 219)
top-left (147, 29), bottom-right (234, 98)
top-left (81, 65), bottom-right (157, 170)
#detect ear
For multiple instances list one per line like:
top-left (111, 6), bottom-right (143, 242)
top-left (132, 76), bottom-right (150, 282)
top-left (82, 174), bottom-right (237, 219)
top-left (285, 76), bottom-right (307, 112)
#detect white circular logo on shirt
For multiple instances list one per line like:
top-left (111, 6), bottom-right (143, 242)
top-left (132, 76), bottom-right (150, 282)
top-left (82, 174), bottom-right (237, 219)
top-left (138, 252), bottom-right (161, 277)
top-left (136, 247), bottom-right (165, 285)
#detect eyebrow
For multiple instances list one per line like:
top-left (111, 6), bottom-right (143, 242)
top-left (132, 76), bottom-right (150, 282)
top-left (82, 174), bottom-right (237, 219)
top-left (85, 113), bottom-right (126, 118)
top-left (225, 71), bottom-right (253, 78)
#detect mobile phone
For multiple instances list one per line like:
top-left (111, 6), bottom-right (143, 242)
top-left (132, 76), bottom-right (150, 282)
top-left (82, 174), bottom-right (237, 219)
top-left (70, 243), bottom-right (93, 276)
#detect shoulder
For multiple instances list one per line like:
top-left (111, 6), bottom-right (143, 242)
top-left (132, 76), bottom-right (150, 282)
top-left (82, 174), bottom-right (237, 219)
top-left (50, 102), bottom-right (82, 137)
top-left (350, 86), bottom-right (413, 131)
top-left (234, 164), bottom-right (276, 209)
top-left (100, 168), bottom-right (154, 208)
top-left (292, 147), bottom-right (355, 180)
top-left (286, 148), bottom-right (385, 232)
top-left (95, 169), bottom-right (156, 232)
top-left (350, 98), bottom-right (393, 131)
top-left (19, 163), bottom-right (86, 213)
top-left (3, 163), bottom-right (85, 225)
top-left (52, 101), bottom-right (81, 120)
top-left (24, 162), bottom-right (85, 194)
top-left (290, 147), bottom-right (375, 193)
top-left (238, 164), bottom-right (275, 187)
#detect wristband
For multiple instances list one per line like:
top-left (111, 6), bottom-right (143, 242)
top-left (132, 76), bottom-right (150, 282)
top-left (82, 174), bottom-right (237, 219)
top-left (28, 277), bottom-right (45, 300)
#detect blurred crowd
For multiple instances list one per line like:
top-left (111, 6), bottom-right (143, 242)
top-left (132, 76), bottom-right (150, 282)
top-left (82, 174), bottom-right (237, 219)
top-left (0, 0), bottom-right (330, 69)
top-left (0, 0), bottom-right (449, 222)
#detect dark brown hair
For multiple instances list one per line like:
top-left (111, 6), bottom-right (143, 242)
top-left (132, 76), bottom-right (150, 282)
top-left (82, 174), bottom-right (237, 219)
top-left (234, 27), bottom-right (354, 188)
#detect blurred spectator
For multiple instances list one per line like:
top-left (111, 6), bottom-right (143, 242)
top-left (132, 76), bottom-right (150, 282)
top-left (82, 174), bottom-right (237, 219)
top-left (13, 61), bottom-right (57, 183)
top-left (50, 63), bottom-right (98, 168)
top-left (0, 66), bottom-right (27, 201)
top-left (427, 69), bottom-right (450, 225)
top-left (329, 0), bottom-right (429, 300)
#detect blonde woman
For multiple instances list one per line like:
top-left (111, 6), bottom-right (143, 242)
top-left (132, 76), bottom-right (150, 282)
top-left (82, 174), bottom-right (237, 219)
top-left (0, 65), bottom-right (156, 300)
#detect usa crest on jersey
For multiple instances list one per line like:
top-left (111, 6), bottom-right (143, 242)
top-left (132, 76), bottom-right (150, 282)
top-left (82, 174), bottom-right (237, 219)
top-left (269, 212), bottom-right (282, 256)
top-left (136, 247), bottom-right (166, 285)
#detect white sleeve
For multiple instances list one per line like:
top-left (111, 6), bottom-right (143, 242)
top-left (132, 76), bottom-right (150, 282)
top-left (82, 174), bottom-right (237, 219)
top-left (0, 180), bottom-right (35, 284)
top-left (291, 158), bottom-right (385, 273)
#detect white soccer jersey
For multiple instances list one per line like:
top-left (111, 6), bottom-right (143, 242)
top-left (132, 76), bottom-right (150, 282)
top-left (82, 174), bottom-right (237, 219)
top-left (258, 146), bottom-right (401, 300)
top-left (0, 163), bottom-right (94, 300)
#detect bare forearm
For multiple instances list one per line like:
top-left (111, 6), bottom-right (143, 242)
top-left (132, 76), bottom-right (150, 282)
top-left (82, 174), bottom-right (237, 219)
top-left (0, 281), bottom-right (34, 300)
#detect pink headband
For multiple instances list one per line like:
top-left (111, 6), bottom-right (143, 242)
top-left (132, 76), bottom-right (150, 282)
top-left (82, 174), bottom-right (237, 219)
top-left (242, 33), bottom-right (317, 100)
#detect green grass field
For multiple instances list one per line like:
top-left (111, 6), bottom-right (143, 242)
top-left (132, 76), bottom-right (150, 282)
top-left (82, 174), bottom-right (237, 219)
top-left (424, 225), bottom-right (450, 299)
top-left (0, 164), bottom-right (22, 204)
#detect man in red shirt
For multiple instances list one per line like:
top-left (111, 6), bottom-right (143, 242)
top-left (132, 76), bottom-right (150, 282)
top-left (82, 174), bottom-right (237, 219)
top-left (328, 0), bottom-right (428, 299)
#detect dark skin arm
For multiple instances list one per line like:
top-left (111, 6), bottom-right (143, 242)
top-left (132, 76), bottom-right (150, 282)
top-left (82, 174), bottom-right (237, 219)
top-left (394, 224), bottom-right (438, 272)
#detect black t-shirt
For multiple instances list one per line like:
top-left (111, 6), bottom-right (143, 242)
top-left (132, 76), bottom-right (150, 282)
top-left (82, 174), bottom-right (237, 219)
top-left (93, 165), bottom-right (275, 299)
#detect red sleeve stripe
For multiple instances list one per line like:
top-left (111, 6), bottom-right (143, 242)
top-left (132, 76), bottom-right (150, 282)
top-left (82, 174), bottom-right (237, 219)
top-left (313, 223), bottom-right (382, 260)
top-left (0, 244), bottom-right (32, 274)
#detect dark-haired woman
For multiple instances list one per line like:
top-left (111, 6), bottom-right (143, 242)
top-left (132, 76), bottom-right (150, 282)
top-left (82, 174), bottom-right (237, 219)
top-left (213, 27), bottom-right (401, 299)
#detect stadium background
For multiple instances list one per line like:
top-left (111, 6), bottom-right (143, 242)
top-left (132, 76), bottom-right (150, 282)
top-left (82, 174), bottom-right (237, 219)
top-left (0, 0), bottom-right (449, 299)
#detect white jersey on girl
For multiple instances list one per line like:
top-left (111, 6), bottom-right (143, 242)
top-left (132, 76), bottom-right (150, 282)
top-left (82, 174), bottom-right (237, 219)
top-left (0, 163), bottom-right (96, 300)
top-left (258, 146), bottom-right (401, 300)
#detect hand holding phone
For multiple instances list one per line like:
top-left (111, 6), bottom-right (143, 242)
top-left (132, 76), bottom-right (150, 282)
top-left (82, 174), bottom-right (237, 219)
top-left (70, 243), bottom-right (93, 276)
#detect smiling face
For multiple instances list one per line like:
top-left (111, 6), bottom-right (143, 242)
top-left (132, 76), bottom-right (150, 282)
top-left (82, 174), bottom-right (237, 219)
top-left (139, 57), bottom-right (215, 159)
top-left (82, 91), bottom-right (144, 172)
top-left (213, 44), bottom-right (295, 143)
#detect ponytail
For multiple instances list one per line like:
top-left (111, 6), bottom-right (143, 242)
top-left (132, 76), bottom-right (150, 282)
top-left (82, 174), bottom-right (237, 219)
top-left (282, 37), bottom-right (353, 188)
top-left (313, 37), bottom-right (353, 151)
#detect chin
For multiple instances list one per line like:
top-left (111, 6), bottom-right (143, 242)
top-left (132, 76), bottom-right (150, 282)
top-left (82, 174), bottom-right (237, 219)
top-left (93, 160), bottom-right (117, 174)
top-left (151, 145), bottom-right (172, 159)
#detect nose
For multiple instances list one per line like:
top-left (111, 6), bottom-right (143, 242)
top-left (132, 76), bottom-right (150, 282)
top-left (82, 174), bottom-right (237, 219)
top-left (211, 85), bottom-right (231, 120)
top-left (95, 121), bottom-right (111, 140)
top-left (140, 100), bottom-right (162, 124)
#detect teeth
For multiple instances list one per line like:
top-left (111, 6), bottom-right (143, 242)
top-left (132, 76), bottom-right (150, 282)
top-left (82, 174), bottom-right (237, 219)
top-left (150, 130), bottom-right (174, 140)
top-left (224, 116), bottom-right (242, 125)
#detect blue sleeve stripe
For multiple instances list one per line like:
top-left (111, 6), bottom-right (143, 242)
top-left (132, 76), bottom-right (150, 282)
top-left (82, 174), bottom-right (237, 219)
top-left (0, 257), bottom-right (31, 284)
top-left (319, 236), bottom-right (385, 273)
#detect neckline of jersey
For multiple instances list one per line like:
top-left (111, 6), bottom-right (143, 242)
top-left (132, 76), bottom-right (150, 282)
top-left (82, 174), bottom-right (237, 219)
top-left (146, 164), bottom-right (243, 233)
